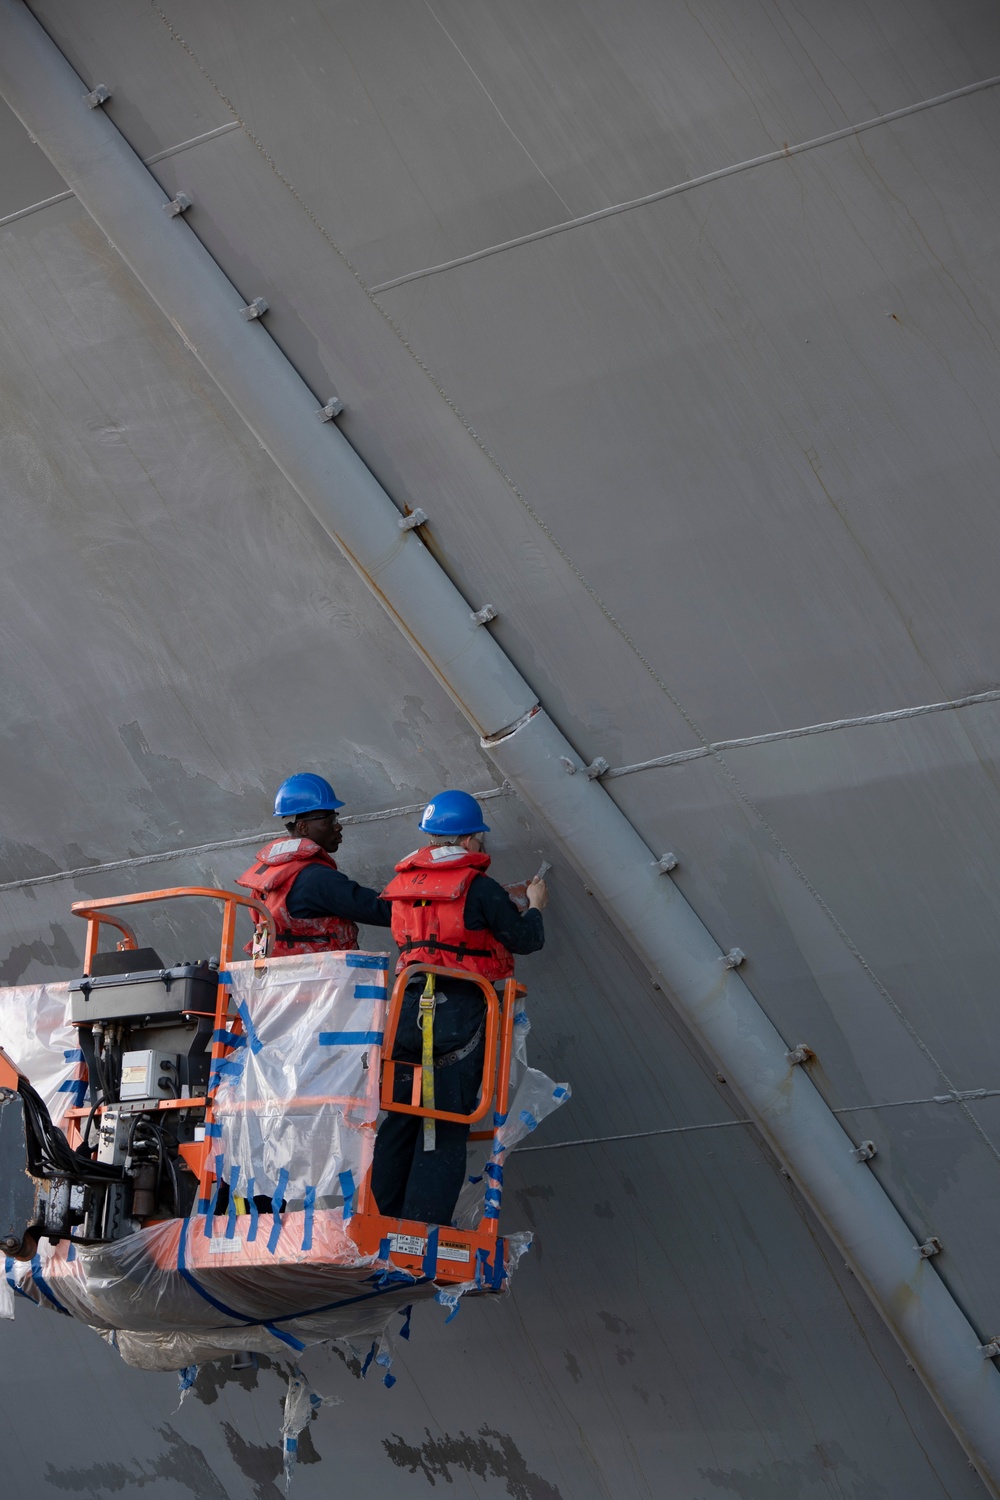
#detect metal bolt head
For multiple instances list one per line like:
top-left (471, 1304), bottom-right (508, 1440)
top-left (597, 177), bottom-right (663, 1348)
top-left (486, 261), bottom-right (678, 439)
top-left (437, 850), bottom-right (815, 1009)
top-left (239, 296), bottom-right (268, 321)
top-left (722, 947), bottom-right (745, 969)
top-left (163, 192), bottom-right (192, 217)
top-left (84, 84), bottom-right (111, 109)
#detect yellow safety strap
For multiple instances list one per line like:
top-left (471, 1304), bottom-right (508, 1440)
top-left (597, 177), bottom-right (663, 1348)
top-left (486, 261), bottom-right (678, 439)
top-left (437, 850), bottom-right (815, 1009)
top-left (418, 972), bottom-right (436, 1152)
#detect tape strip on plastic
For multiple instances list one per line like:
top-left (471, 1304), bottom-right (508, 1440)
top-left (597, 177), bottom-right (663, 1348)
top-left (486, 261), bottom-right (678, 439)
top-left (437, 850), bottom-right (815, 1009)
top-left (302, 1185), bottom-right (315, 1252)
top-left (203, 1155), bottom-right (225, 1238)
top-left (422, 1226), bottom-right (439, 1280)
top-left (267, 1168), bottom-right (289, 1254)
top-left (318, 1031), bottom-right (384, 1046)
top-left (226, 1165), bottom-right (240, 1240)
top-left (246, 1176), bottom-right (259, 1243)
top-left (235, 1000), bottom-right (264, 1055)
top-left (338, 1169), bottom-right (355, 1223)
top-left (30, 1255), bottom-right (70, 1316)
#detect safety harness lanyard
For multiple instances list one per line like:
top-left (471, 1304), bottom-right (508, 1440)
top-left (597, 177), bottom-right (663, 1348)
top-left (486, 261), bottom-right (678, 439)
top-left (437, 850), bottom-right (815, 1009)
top-left (418, 972), bottom-right (437, 1152)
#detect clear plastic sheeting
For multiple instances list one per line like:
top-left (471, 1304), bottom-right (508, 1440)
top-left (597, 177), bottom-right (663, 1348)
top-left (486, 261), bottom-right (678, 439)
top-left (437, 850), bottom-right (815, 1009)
top-left (6, 1209), bottom-right (426, 1369)
top-left (0, 953), bottom-right (569, 1375)
top-left (214, 952), bottom-right (389, 1208)
top-left (0, 980), bottom-right (86, 1122)
top-left (454, 1006), bottom-right (570, 1230)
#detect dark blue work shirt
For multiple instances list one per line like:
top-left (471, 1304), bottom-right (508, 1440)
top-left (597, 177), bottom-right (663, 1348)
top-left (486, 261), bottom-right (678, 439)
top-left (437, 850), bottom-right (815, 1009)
top-left (462, 874), bottom-right (544, 954)
top-left (286, 864), bottom-right (392, 927)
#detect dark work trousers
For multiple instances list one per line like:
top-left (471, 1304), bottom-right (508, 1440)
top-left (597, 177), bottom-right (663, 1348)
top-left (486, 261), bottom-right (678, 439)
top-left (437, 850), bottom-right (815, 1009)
top-left (370, 976), bottom-right (488, 1226)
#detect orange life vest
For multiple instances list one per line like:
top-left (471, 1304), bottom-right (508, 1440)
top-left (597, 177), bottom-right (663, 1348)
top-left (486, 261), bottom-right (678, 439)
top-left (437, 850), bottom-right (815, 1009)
top-left (382, 846), bottom-right (514, 980)
top-left (236, 837), bottom-right (359, 956)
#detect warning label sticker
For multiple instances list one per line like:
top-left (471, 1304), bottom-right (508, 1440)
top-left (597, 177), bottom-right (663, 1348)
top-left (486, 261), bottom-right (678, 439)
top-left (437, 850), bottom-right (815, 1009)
top-left (438, 1242), bottom-right (471, 1263)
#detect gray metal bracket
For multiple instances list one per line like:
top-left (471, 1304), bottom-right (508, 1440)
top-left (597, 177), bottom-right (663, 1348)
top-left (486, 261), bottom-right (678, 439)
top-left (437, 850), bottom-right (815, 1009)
top-left (653, 853), bottom-right (678, 873)
top-left (399, 508), bottom-right (429, 531)
top-left (471, 604), bottom-right (498, 626)
top-left (917, 1237), bottom-right (942, 1259)
top-left (317, 396), bottom-right (344, 421)
top-left (239, 296), bottom-right (268, 321)
top-left (84, 84), bottom-right (110, 108)
top-left (786, 1044), bottom-right (815, 1065)
top-left (722, 948), bottom-right (745, 969)
top-left (851, 1140), bottom-right (877, 1163)
top-left (163, 192), bottom-right (191, 217)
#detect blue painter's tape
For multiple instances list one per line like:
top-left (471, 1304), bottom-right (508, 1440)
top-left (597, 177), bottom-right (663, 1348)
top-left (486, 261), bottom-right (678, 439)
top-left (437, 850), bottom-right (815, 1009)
top-left (338, 1170), bottom-right (355, 1223)
top-left (203, 1155), bottom-right (225, 1237)
top-left (553, 1085), bottom-right (569, 1100)
top-left (346, 954), bottom-right (389, 969)
top-left (211, 1029), bottom-right (245, 1048)
top-left (247, 1177), bottom-right (259, 1243)
top-left (483, 1187), bottom-right (501, 1220)
top-left (236, 1000), bottom-right (264, 1054)
top-left (513, 1012), bottom-right (528, 1025)
top-left (226, 1165), bottom-right (240, 1240)
top-left (398, 1304), bottom-right (412, 1341)
top-left (58, 1078), bottom-right (88, 1107)
top-left (492, 1239), bottom-right (505, 1289)
top-left (208, 1058), bottom-right (246, 1088)
top-left (285, 1438), bottom-right (298, 1455)
top-left (354, 984), bottom-right (387, 1000)
top-left (264, 1322), bottom-right (305, 1351)
top-left (421, 1226), bottom-right (439, 1280)
top-left (379, 1237), bottom-right (390, 1263)
top-left (66, 1242), bottom-right (76, 1263)
top-left (467, 1173), bottom-right (483, 1184)
top-left (475, 1248), bottom-right (489, 1289)
top-left (178, 1365), bottom-right (197, 1394)
top-left (493, 1111), bottom-right (508, 1127)
top-left (302, 1185), bottom-right (315, 1252)
top-left (30, 1255), bottom-right (70, 1316)
top-left (361, 1340), bottom-right (376, 1378)
top-left (485, 1162), bottom-right (503, 1184)
top-left (435, 1289), bottom-right (462, 1323)
top-left (383, 1372), bottom-right (397, 1388)
top-left (205, 1122), bottom-right (223, 1138)
top-left (62, 1048), bottom-right (85, 1062)
top-left (196, 1197), bottom-right (212, 1218)
top-left (519, 1109), bottom-right (539, 1131)
top-left (318, 1031), bottom-right (383, 1046)
top-left (177, 1220), bottom-right (255, 1325)
top-left (267, 1168), bottom-right (289, 1254)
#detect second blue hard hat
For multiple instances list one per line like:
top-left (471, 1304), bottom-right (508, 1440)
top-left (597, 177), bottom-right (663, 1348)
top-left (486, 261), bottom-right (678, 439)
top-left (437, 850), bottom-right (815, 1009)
top-left (419, 789), bottom-right (490, 836)
top-left (273, 773), bottom-right (344, 818)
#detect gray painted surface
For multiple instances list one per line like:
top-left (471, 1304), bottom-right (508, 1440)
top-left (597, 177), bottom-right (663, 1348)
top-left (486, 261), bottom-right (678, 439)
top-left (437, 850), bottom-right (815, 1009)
top-left (2, 0), bottom-right (1000, 1493)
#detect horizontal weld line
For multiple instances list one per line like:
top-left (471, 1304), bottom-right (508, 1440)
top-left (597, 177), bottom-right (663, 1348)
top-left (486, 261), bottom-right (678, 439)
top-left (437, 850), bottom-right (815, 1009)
top-left (0, 784), bottom-right (511, 894)
top-left (604, 687), bottom-right (1000, 779)
top-left (370, 73), bottom-right (1000, 293)
top-left (520, 1089), bottom-right (1000, 1153)
top-left (0, 121), bottom-right (240, 228)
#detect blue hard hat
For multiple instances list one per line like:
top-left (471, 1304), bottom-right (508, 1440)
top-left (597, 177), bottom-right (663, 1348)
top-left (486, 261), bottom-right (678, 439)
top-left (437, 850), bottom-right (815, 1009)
top-left (273, 773), bottom-right (344, 818)
top-left (419, 789), bottom-right (490, 837)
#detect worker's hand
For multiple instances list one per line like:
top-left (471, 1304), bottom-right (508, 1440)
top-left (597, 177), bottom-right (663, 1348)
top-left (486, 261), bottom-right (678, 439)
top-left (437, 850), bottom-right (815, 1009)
top-left (526, 876), bottom-right (548, 911)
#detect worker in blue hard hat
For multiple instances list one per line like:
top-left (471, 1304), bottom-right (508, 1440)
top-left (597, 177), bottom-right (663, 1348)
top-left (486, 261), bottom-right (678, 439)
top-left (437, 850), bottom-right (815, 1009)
top-left (370, 789), bottom-right (547, 1227)
top-left (236, 773), bottom-right (391, 956)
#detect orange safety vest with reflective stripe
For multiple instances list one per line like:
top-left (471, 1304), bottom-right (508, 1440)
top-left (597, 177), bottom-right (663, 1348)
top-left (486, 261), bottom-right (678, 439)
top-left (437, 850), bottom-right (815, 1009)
top-left (236, 837), bottom-right (359, 956)
top-left (381, 846), bottom-right (514, 980)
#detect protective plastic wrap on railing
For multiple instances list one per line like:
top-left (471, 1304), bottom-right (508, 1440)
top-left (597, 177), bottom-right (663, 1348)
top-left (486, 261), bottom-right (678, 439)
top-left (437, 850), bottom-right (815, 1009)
top-left (453, 1006), bottom-right (570, 1230)
top-left (0, 954), bottom-right (569, 1373)
top-left (0, 980), bottom-right (87, 1122)
top-left (214, 952), bottom-right (389, 1209)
